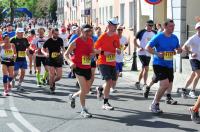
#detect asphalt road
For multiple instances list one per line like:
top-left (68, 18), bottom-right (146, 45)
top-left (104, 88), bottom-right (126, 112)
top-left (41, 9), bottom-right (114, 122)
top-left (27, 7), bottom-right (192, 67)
top-left (0, 65), bottom-right (200, 132)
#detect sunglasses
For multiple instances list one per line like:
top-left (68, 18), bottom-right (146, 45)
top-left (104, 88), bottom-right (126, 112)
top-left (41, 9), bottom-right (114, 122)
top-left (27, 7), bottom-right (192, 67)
top-left (117, 29), bottom-right (123, 31)
top-left (148, 25), bottom-right (154, 27)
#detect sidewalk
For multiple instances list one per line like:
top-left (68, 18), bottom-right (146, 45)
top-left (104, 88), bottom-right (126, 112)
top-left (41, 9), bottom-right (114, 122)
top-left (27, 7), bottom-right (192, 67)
top-left (122, 56), bottom-right (194, 93)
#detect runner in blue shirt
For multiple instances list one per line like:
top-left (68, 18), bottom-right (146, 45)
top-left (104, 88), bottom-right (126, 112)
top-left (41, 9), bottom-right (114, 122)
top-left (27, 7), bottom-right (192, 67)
top-left (146, 19), bottom-right (182, 113)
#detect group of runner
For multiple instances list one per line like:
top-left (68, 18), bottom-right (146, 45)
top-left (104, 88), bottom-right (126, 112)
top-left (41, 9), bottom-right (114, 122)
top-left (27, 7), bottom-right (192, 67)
top-left (0, 18), bottom-right (200, 123)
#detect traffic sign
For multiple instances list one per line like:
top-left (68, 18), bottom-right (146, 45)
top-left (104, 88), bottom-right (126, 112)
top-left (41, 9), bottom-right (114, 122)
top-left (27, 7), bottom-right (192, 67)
top-left (145, 0), bottom-right (162, 5)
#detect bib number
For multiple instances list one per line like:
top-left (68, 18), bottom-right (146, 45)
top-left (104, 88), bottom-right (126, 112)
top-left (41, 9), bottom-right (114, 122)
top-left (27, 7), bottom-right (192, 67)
top-left (164, 52), bottom-right (174, 60)
top-left (82, 56), bottom-right (91, 65)
top-left (18, 51), bottom-right (26, 57)
top-left (51, 52), bottom-right (60, 58)
top-left (5, 50), bottom-right (14, 56)
top-left (106, 54), bottom-right (116, 62)
top-left (120, 45), bottom-right (124, 51)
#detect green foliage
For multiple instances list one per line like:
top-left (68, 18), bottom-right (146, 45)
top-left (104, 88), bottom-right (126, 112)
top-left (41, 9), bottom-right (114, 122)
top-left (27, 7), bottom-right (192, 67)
top-left (0, 0), bottom-right (57, 19)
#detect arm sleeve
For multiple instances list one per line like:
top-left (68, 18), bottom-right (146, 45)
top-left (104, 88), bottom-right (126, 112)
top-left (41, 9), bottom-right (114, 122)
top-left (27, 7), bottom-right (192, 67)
top-left (43, 40), bottom-right (48, 48)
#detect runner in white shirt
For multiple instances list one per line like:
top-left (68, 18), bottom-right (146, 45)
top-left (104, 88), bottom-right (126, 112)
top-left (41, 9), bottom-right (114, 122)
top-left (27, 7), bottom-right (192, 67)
top-left (59, 27), bottom-right (69, 49)
top-left (111, 25), bottom-right (128, 93)
top-left (134, 20), bottom-right (157, 90)
top-left (182, 22), bottom-right (200, 99)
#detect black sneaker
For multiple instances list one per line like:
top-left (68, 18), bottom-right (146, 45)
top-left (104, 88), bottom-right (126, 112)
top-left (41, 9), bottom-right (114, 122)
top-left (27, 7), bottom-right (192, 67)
top-left (50, 87), bottom-right (55, 94)
top-left (165, 97), bottom-right (177, 105)
top-left (135, 82), bottom-right (141, 90)
top-left (68, 94), bottom-right (76, 108)
top-left (29, 70), bottom-right (32, 75)
top-left (102, 102), bottom-right (114, 110)
top-left (41, 79), bottom-right (46, 86)
top-left (181, 88), bottom-right (187, 99)
top-left (96, 86), bottom-right (103, 100)
top-left (143, 86), bottom-right (150, 99)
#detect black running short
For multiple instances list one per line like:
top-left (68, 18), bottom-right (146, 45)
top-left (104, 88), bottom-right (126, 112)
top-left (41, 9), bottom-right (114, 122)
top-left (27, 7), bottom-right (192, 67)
top-left (190, 59), bottom-right (200, 71)
top-left (73, 67), bottom-right (91, 80)
top-left (99, 64), bottom-right (117, 81)
top-left (138, 55), bottom-right (151, 67)
top-left (36, 56), bottom-right (48, 67)
top-left (1, 61), bottom-right (14, 67)
top-left (153, 65), bottom-right (174, 82)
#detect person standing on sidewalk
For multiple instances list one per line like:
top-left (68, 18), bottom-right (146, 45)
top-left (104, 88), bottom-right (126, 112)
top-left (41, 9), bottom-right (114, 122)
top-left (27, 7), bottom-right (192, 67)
top-left (189, 95), bottom-right (200, 124)
top-left (64, 24), bottom-right (94, 118)
top-left (111, 25), bottom-right (128, 93)
top-left (42, 28), bottom-right (65, 94)
top-left (146, 19), bottom-right (182, 113)
top-left (134, 20), bottom-right (157, 90)
top-left (11, 28), bottom-right (29, 92)
top-left (94, 18), bottom-right (120, 110)
top-left (181, 22), bottom-right (200, 99)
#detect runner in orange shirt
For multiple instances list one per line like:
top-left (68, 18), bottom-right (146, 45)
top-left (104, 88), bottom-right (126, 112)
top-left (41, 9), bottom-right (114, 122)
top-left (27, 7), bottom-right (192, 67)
top-left (94, 18), bottom-right (120, 110)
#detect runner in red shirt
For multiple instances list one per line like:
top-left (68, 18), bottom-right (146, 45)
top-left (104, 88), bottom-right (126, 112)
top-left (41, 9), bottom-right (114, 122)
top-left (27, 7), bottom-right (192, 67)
top-left (64, 24), bottom-right (95, 118)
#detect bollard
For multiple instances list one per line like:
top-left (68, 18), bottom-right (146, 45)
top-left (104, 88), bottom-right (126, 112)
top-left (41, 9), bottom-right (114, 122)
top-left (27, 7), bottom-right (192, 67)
top-left (131, 52), bottom-right (138, 71)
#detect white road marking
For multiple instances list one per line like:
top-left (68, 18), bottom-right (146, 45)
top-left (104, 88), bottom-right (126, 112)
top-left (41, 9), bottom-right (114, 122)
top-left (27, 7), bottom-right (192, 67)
top-left (0, 109), bottom-right (7, 117)
top-left (9, 93), bottom-right (40, 132)
top-left (7, 123), bottom-right (24, 132)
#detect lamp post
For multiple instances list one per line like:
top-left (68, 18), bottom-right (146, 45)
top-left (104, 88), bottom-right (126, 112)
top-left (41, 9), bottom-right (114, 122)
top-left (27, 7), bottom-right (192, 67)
top-left (131, 0), bottom-right (138, 71)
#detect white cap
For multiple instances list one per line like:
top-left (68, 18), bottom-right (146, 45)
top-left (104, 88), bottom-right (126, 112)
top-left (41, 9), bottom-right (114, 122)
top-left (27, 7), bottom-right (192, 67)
top-left (195, 22), bottom-right (200, 29)
top-left (16, 28), bottom-right (24, 33)
top-left (71, 26), bottom-right (78, 31)
top-left (107, 18), bottom-right (119, 25)
top-left (117, 25), bottom-right (125, 30)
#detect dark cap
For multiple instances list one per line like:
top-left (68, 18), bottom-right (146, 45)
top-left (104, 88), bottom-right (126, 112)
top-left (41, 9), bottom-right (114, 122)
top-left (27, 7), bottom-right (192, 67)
top-left (81, 24), bottom-right (92, 32)
top-left (30, 29), bottom-right (35, 35)
top-left (146, 20), bottom-right (154, 25)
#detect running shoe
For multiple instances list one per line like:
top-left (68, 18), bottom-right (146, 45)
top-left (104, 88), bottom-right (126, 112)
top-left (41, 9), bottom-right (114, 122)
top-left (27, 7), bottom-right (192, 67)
top-left (110, 88), bottom-right (117, 93)
top-left (50, 87), bottom-right (55, 94)
top-left (102, 102), bottom-right (114, 110)
top-left (143, 86), bottom-right (150, 99)
top-left (81, 109), bottom-right (92, 118)
top-left (165, 97), bottom-right (178, 105)
top-left (150, 103), bottom-right (163, 113)
top-left (68, 94), bottom-right (76, 108)
top-left (96, 86), bottom-right (103, 100)
top-left (189, 107), bottom-right (200, 124)
top-left (181, 88), bottom-right (188, 99)
top-left (135, 82), bottom-right (141, 90)
top-left (189, 90), bottom-right (197, 99)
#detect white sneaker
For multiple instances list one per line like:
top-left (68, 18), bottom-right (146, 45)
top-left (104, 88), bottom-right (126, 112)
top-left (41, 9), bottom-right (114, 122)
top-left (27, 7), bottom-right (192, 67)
top-left (189, 91), bottom-right (197, 99)
top-left (102, 103), bottom-right (114, 110)
top-left (110, 88), bottom-right (117, 93)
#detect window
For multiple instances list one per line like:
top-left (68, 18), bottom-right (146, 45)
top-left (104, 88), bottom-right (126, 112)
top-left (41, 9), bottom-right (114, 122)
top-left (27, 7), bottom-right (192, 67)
top-left (99, 8), bottom-right (101, 24)
top-left (120, 3), bottom-right (125, 25)
top-left (105, 6), bottom-right (108, 21)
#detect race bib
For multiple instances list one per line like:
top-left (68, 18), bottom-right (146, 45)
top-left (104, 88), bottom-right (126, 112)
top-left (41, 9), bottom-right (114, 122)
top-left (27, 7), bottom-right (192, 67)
top-left (5, 50), bottom-right (14, 56)
top-left (106, 54), bottom-right (116, 62)
top-left (164, 51), bottom-right (175, 61)
top-left (51, 52), bottom-right (60, 58)
top-left (120, 45), bottom-right (124, 51)
top-left (18, 51), bottom-right (26, 57)
top-left (82, 56), bottom-right (91, 65)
